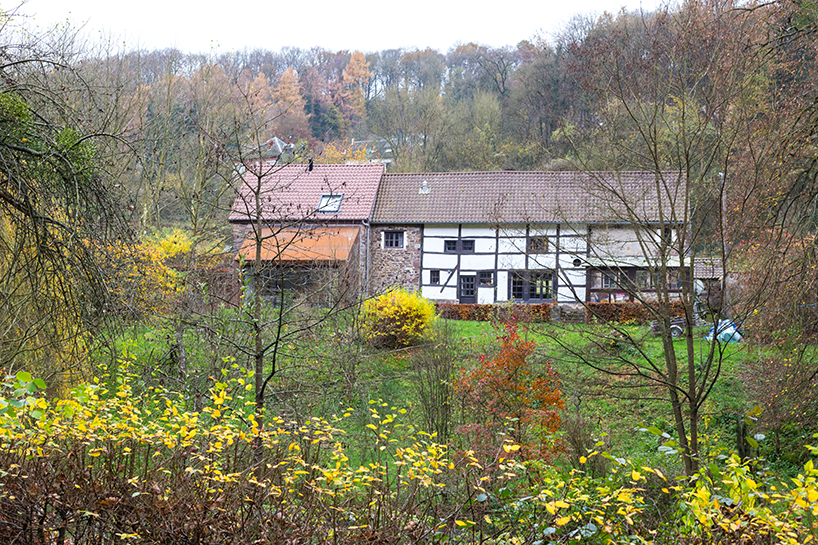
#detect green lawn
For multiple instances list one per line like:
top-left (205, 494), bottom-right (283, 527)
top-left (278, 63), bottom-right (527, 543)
top-left (90, 311), bottom-right (799, 476)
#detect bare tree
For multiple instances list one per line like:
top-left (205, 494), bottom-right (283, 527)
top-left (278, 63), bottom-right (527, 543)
top-left (550, 0), bottom-right (785, 476)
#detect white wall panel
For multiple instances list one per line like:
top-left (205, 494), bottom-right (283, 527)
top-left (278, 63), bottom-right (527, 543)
top-left (423, 254), bottom-right (458, 269)
top-left (424, 225), bottom-right (459, 237)
top-left (498, 227), bottom-right (527, 238)
top-left (562, 223), bottom-right (588, 235)
top-left (424, 238), bottom-right (447, 253)
top-left (558, 286), bottom-right (586, 302)
top-left (422, 285), bottom-right (457, 300)
top-left (460, 254), bottom-right (496, 270)
top-left (560, 235), bottom-right (588, 254)
top-left (498, 238), bottom-right (526, 254)
top-left (496, 271), bottom-right (509, 301)
top-left (528, 255), bottom-right (557, 269)
top-left (498, 254), bottom-right (526, 270)
top-left (477, 287), bottom-right (494, 304)
top-left (475, 239), bottom-right (497, 253)
top-left (461, 225), bottom-right (496, 237)
top-left (558, 255), bottom-right (586, 269)
top-left (529, 225), bottom-right (558, 236)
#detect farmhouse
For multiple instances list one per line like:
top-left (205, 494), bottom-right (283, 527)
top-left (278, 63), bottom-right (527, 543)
top-left (228, 162), bottom-right (384, 302)
top-left (230, 164), bottom-right (693, 312)
top-left (369, 170), bottom-right (687, 309)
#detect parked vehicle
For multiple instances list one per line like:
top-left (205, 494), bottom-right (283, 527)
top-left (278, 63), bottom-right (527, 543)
top-left (650, 316), bottom-right (688, 338)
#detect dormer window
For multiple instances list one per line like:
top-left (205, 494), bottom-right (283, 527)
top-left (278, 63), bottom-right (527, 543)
top-left (318, 194), bottom-right (343, 213)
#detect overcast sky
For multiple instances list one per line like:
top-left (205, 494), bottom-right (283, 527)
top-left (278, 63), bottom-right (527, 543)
top-left (17, 0), bottom-right (666, 54)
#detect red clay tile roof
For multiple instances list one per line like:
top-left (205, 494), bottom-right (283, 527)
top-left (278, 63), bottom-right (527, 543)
top-left (372, 171), bottom-right (686, 224)
top-left (693, 257), bottom-right (724, 279)
top-left (236, 226), bottom-right (359, 264)
top-left (229, 163), bottom-right (385, 223)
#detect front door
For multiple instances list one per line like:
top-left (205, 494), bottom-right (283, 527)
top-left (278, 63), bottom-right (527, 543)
top-left (459, 275), bottom-right (476, 304)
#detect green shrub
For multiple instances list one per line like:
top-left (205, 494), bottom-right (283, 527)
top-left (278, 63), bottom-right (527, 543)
top-left (361, 290), bottom-right (436, 348)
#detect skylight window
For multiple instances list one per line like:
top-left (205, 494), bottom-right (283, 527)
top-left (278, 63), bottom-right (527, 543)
top-left (318, 194), bottom-right (343, 213)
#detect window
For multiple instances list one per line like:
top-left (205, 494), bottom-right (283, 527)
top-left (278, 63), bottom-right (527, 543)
top-left (430, 270), bottom-right (440, 285)
top-left (509, 270), bottom-right (554, 302)
top-left (317, 194), bottom-right (343, 212)
top-left (384, 231), bottom-right (404, 248)
top-left (527, 236), bottom-right (549, 254)
top-left (511, 273), bottom-right (525, 299)
top-left (651, 270), bottom-right (681, 291)
top-left (478, 271), bottom-right (494, 286)
top-left (601, 271), bottom-right (619, 289)
top-left (634, 269), bottom-right (652, 289)
top-left (444, 239), bottom-right (475, 253)
top-left (529, 271), bottom-right (552, 300)
top-left (460, 275), bottom-right (476, 302)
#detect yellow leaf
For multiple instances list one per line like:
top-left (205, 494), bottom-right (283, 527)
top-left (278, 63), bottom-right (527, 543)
top-left (556, 516), bottom-right (571, 526)
top-left (502, 443), bottom-right (520, 453)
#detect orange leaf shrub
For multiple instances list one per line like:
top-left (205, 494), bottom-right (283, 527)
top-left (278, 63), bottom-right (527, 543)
top-left (456, 319), bottom-right (564, 461)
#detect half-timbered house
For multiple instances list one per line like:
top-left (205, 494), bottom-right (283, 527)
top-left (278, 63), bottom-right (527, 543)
top-left (369, 170), bottom-right (687, 308)
top-left (229, 164), bottom-right (695, 313)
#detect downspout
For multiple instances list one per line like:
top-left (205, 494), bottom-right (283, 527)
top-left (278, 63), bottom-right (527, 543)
top-left (364, 218), bottom-right (371, 298)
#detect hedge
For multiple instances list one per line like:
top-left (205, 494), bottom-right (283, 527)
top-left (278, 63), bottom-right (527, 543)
top-left (435, 302), bottom-right (552, 323)
top-left (585, 301), bottom-right (686, 325)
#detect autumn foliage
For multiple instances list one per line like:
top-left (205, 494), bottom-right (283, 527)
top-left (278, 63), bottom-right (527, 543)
top-left (457, 319), bottom-right (563, 460)
top-left (361, 290), bottom-right (436, 348)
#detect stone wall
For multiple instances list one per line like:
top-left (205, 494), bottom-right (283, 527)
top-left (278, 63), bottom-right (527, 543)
top-left (231, 223), bottom-right (253, 255)
top-left (368, 225), bottom-right (422, 295)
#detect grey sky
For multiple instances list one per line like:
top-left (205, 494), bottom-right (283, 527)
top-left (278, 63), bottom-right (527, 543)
top-left (18, 0), bottom-right (665, 54)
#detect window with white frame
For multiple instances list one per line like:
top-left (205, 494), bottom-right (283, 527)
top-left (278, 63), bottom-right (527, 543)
top-left (317, 194), bottom-right (343, 213)
top-left (383, 231), bottom-right (404, 248)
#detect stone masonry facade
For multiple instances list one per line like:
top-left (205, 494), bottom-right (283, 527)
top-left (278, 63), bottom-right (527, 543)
top-left (368, 225), bottom-right (422, 295)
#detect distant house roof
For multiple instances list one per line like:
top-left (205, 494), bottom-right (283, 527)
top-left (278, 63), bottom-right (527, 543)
top-left (235, 226), bottom-right (360, 264)
top-left (228, 163), bottom-right (385, 223)
top-left (372, 171), bottom-right (686, 224)
top-left (693, 257), bottom-right (724, 280)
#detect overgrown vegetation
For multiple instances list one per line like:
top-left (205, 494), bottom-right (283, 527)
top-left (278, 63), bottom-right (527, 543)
top-left (2, 0), bottom-right (818, 541)
top-left (361, 289), bottom-right (436, 348)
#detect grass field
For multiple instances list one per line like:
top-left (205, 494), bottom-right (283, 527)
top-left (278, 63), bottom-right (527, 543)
top-left (90, 310), bottom-right (806, 477)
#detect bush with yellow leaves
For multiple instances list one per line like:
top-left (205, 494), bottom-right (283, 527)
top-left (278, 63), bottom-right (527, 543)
top-left (1, 363), bottom-right (818, 543)
top-left (0, 365), bottom-right (499, 544)
top-left (361, 289), bottom-right (436, 348)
